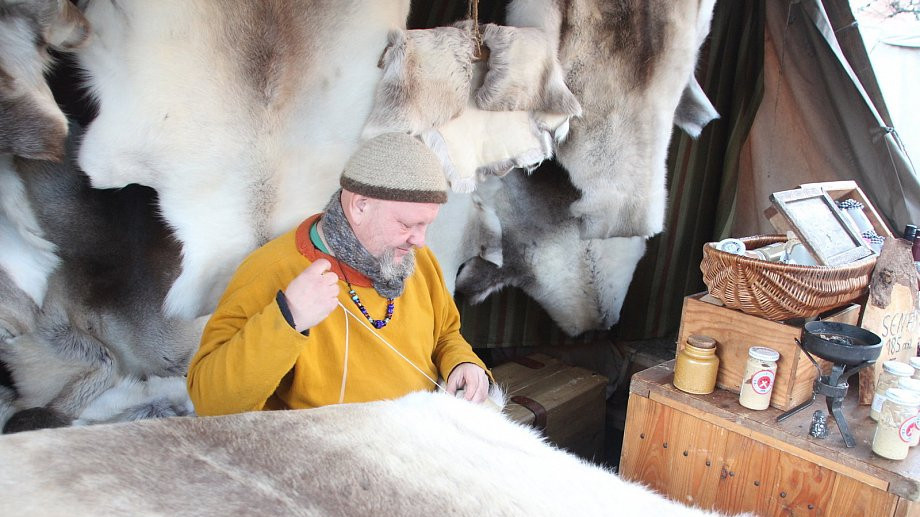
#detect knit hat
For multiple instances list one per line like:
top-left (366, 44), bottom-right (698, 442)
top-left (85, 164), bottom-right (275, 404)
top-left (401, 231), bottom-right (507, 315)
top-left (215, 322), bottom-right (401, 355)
top-left (340, 133), bottom-right (448, 204)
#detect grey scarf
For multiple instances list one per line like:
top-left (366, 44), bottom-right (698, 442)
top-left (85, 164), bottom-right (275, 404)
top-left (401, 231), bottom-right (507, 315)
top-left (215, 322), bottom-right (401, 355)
top-left (321, 191), bottom-right (413, 298)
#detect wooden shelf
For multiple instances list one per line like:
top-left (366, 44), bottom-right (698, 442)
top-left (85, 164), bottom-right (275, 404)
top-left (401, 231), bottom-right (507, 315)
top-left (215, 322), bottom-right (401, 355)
top-left (620, 361), bottom-right (920, 516)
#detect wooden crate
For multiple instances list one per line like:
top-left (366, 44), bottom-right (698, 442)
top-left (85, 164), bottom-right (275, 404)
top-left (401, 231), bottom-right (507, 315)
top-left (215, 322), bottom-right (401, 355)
top-left (620, 362), bottom-right (920, 517)
top-left (676, 292), bottom-right (861, 411)
top-left (492, 354), bottom-right (607, 462)
top-left (765, 180), bottom-right (894, 239)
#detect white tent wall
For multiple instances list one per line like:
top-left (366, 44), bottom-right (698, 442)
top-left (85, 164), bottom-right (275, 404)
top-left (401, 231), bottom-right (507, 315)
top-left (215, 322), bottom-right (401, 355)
top-left (733, 0), bottom-right (920, 237)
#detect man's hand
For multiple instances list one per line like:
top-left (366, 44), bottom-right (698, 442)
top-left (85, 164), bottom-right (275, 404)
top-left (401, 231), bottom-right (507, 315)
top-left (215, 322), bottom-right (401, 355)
top-left (446, 362), bottom-right (489, 403)
top-left (283, 259), bottom-right (339, 332)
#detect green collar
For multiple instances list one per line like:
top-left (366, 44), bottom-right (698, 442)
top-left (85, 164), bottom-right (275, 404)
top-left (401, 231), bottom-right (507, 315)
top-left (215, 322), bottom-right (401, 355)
top-left (309, 220), bottom-right (330, 255)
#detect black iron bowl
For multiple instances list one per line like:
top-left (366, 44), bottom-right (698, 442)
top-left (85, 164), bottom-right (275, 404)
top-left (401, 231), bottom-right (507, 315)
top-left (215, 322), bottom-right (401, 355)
top-left (801, 321), bottom-right (882, 366)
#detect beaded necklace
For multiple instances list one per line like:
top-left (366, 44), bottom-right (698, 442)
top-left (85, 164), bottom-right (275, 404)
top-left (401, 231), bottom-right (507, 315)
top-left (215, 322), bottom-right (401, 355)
top-left (337, 260), bottom-right (395, 329)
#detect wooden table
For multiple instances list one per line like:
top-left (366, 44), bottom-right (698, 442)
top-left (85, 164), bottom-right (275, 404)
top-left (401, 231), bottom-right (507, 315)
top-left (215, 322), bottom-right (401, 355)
top-left (620, 361), bottom-right (920, 516)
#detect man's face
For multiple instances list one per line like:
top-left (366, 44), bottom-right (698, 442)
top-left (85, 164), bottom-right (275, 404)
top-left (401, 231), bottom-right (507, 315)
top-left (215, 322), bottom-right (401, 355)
top-left (353, 198), bottom-right (441, 264)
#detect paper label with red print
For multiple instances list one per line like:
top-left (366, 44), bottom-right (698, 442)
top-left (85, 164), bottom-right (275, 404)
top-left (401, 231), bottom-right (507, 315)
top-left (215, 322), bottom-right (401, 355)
top-left (751, 370), bottom-right (775, 395)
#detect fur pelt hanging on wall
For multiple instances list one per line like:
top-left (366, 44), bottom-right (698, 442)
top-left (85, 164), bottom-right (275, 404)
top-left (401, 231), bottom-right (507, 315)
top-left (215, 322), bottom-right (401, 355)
top-left (506, 0), bottom-right (719, 239)
top-left (76, 0), bottom-right (412, 319)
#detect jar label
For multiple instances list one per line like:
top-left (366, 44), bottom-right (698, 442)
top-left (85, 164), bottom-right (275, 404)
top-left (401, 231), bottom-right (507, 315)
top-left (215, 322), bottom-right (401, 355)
top-left (900, 416), bottom-right (918, 443)
top-left (751, 370), bottom-right (775, 394)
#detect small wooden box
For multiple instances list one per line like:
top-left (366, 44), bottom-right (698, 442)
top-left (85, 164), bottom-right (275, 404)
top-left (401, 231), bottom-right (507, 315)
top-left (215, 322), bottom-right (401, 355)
top-left (492, 354), bottom-right (607, 462)
top-left (765, 180), bottom-right (894, 239)
top-left (676, 292), bottom-right (861, 411)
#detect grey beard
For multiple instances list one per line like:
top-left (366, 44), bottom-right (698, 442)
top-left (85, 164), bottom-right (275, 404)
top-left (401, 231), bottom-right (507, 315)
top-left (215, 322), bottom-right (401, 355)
top-left (321, 191), bottom-right (414, 298)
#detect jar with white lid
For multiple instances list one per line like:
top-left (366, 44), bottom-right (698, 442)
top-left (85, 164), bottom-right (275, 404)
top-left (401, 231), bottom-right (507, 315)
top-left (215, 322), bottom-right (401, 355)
top-left (897, 377), bottom-right (920, 447)
top-left (739, 347), bottom-right (780, 410)
top-left (871, 361), bottom-right (916, 421)
top-left (910, 357), bottom-right (920, 381)
top-left (872, 388), bottom-right (920, 460)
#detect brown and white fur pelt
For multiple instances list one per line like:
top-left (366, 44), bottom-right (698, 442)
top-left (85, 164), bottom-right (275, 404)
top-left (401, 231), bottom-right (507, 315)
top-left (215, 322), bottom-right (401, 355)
top-left (0, 390), bottom-right (739, 517)
top-left (0, 0), bottom-right (89, 318)
top-left (0, 1), bottom-right (203, 428)
top-left (361, 27), bottom-right (474, 139)
top-left (0, 133), bottom-right (206, 430)
top-left (76, 0), bottom-right (411, 319)
top-left (453, 168), bottom-right (645, 335)
top-left (507, 0), bottom-right (718, 239)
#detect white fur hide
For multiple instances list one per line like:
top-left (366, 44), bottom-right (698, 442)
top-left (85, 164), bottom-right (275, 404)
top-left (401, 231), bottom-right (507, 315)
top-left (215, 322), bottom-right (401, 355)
top-left (0, 159), bottom-right (59, 309)
top-left (362, 27), bottom-right (474, 139)
top-left (0, 391), bottom-right (737, 516)
top-left (421, 62), bottom-right (567, 193)
top-left (450, 171), bottom-right (646, 335)
top-left (507, 0), bottom-right (718, 239)
top-left (74, 375), bottom-right (194, 426)
top-left (77, 0), bottom-right (411, 318)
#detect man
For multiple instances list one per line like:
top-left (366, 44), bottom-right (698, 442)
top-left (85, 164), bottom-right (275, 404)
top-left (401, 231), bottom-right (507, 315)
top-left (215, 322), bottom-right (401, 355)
top-left (187, 133), bottom-right (491, 416)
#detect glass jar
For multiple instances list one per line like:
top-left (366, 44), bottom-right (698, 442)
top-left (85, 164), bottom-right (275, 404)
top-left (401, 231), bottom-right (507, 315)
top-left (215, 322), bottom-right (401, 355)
top-left (739, 347), bottom-right (780, 410)
top-left (871, 361), bottom-right (915, 421)
top-left (898, 377), bottom-right (920, 447)
top-left (872, 388), bottom-right (920, 460)
top-left (910, 357), bottom-right (920, 381)
top-left (673, 335), bottom-right (719, 395)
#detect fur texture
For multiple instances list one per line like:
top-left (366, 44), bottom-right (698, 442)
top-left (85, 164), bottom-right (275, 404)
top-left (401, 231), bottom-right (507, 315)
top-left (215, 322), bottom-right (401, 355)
top-left (453, 169), bottom-right (645, 335)
top-left (0, 391), bottom-right (738, 516)
top-left (674, 77), bottom-right (720, 138)
top-left (74, 375), bottom-right (194, 426)
top-left (507, 0), bottom-right (718, 238)
top-left (420, 62), bottom-right (567, 193)
top-left (362, 27), bottom-right (474, 139)
top-left (476, 23), bottom-right (581, 117)
top-left (0, 0), bottom-right (89, 161)
top-left (77, 0), bottom-right (412, 318)
top-left (0, 128), bottom-right (206, 429)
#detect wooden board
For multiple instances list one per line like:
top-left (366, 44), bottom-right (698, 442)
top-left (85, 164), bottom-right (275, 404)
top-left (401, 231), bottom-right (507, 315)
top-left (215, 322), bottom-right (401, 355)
top-left (676, 292), bottom-right (861, 411)
top-left (492, 354), bottom-right (607, 462)
top-left (620, 362), bottom-right (919, 515)
top-left (859, 238), bottom-right (920, 404)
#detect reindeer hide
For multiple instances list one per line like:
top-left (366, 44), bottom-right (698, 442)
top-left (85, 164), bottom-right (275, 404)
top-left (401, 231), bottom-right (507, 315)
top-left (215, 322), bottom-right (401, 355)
top-left (507, 0), bottom-right (718, 239)
top-left (0, 391), bottom-right (737, 517)
top-left (362, 27), bottom-right (474, 138)
top-left (77, 0), bottom-right (412, 318)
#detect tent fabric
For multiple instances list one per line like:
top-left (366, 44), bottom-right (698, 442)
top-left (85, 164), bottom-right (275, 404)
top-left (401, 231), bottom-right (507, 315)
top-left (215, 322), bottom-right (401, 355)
top-left (733, 0), bottom-right (920, 237)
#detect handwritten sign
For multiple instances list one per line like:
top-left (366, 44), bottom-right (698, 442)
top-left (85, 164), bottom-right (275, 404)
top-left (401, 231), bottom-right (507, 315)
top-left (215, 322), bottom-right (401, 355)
top-left (858, 239), bottom-right (920, 404)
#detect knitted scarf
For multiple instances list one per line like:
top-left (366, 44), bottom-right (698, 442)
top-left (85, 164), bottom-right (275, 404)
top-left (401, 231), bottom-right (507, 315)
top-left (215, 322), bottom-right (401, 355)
top-left (321, 191), bottom-right (414, 298)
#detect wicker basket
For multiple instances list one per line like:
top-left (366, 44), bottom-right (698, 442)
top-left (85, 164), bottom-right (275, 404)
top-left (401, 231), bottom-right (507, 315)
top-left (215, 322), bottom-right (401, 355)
top-left (700, 235), bottom-right (876, 321)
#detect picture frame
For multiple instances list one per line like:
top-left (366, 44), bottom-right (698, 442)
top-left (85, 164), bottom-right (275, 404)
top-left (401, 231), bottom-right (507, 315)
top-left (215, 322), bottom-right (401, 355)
top-left (769, 186), bottom-right (876, 266)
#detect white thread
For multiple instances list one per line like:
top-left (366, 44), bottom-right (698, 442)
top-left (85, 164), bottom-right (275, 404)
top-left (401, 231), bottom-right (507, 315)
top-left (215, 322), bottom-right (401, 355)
top-left (338, 304), bottom-right (350, 404)
top-left (336, 301), bottom-right (445, 392)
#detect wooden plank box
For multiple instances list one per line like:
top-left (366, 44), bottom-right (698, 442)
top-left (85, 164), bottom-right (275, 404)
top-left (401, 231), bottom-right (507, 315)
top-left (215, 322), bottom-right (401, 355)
top-left (492, 354), bottom-right (608, 462)
top-left (764, 180), bottom-right (894, 239)
top-left (676, 292), bottom-right (861, 411)
top-left (620, 363), bottom-right (920, 516)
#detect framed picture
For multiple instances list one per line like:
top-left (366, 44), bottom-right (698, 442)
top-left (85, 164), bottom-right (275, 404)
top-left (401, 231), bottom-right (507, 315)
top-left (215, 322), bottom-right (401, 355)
top-left (769, 187), bottom-right (875, 266)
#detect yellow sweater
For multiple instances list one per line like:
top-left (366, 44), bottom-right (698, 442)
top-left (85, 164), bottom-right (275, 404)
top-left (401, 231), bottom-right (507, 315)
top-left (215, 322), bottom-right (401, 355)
top-left (187, 215), bottom-right (489, 416)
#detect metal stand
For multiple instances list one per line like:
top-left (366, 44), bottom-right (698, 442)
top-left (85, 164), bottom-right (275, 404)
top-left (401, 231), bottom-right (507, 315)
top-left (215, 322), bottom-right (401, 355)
top-left (775, 344), bottom-right (874, 448)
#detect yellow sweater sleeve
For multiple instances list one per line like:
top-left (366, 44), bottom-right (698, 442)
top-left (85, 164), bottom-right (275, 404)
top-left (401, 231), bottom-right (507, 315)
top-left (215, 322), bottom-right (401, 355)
top-left (187, 238), bottom-right (309, 416)
top-left (423, 250), bottom-right (492, 382)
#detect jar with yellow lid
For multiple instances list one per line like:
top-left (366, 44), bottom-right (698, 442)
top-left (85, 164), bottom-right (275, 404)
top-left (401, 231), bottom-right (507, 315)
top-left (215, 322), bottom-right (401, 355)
top-left (739, 347), bottom-right (780, 410)
top-left (872, 388), bottom-right (920, 460)
top-left (673, 335), bottom-right (719, 395)
top-left (871, 361), bottom-right (915, 421)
